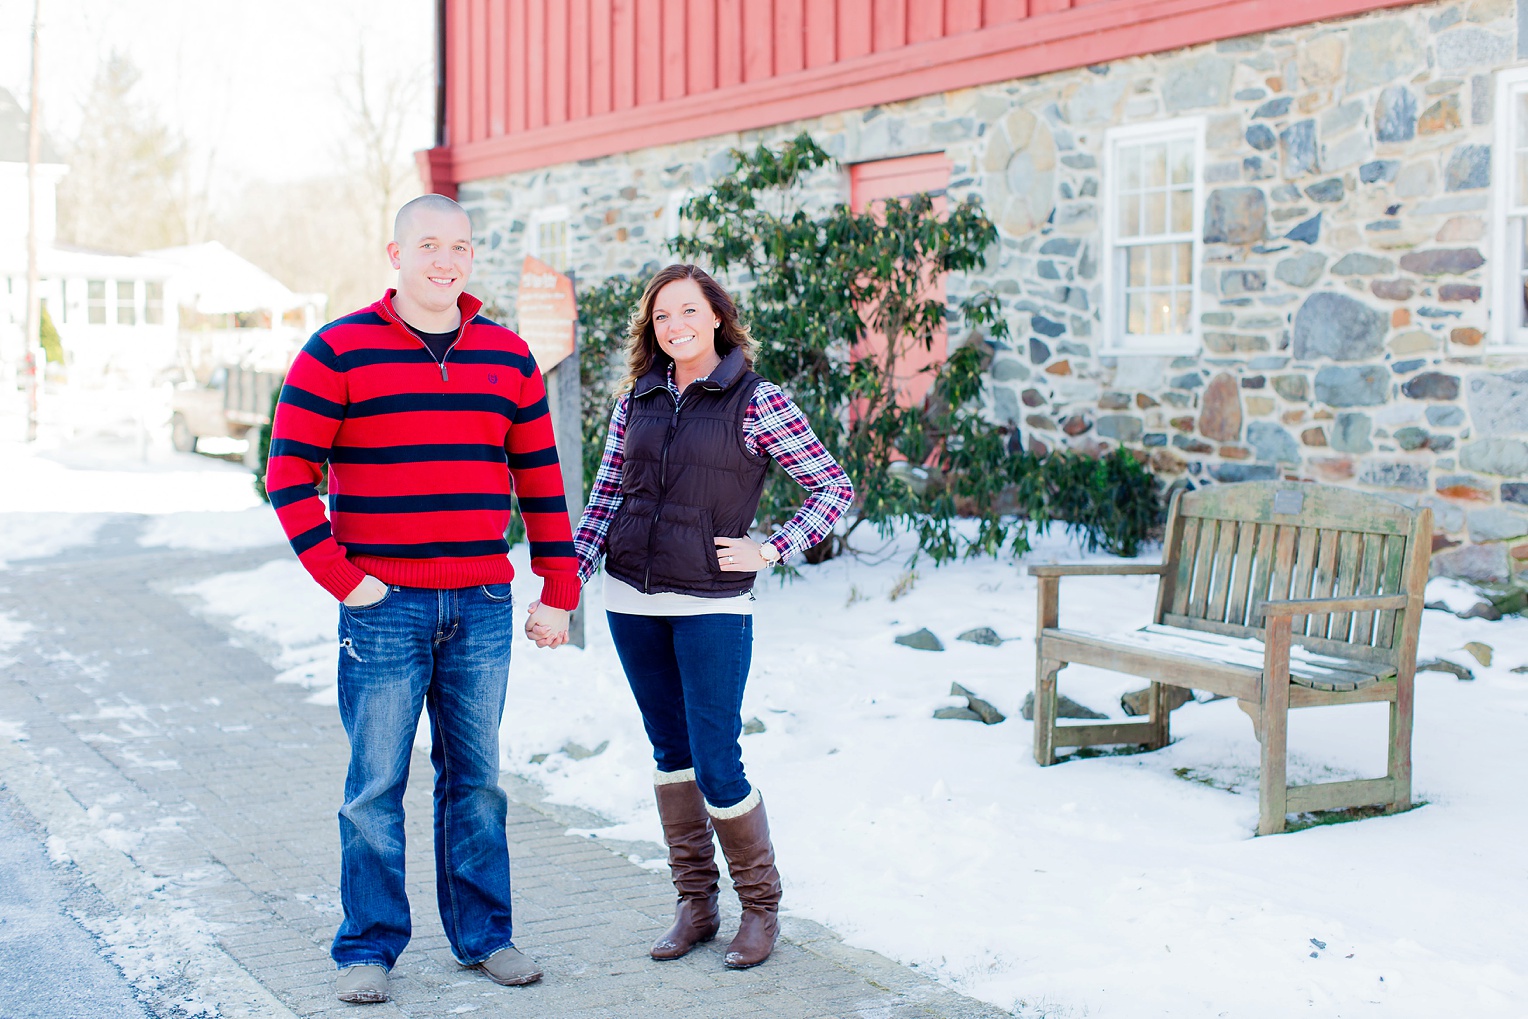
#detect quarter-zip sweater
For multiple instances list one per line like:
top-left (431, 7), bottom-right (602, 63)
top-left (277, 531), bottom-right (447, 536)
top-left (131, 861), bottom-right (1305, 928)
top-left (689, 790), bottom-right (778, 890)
top-left (266, 290), bottom-right (580, 610)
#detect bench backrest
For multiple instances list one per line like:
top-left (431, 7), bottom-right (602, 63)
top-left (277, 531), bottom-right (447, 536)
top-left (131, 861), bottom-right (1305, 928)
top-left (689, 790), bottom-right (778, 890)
top-left (1154, 481), bottom-right (1432, 665)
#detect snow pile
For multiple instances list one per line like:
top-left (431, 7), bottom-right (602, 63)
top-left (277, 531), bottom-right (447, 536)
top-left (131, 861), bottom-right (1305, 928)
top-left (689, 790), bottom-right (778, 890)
top-left (188, 527), bottom-right (1528, 1016)
top-left (180, 560), bottom-right (339, 704)
top-left (0, 433), bottom-right (274, 565)
top-left (139, 507), bottom-right (287, 551)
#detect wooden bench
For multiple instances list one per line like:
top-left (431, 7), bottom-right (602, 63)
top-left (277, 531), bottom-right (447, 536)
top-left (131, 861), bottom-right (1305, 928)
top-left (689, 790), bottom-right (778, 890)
top-left (1029, 481), bottom-right (1432, 835)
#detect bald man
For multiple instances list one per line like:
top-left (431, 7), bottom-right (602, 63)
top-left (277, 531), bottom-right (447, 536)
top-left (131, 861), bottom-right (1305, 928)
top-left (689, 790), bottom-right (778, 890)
top-left (268, 194), bottom-right (577, 1003)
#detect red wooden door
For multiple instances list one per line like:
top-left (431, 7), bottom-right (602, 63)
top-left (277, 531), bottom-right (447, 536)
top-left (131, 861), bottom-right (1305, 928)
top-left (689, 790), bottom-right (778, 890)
top-left (849, 152), bottom-right (952, 410)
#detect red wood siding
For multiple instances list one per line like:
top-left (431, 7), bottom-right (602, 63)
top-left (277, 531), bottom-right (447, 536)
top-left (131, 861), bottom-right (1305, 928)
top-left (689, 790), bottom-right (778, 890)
top-left (425, 0), bottom-right (1428, 190)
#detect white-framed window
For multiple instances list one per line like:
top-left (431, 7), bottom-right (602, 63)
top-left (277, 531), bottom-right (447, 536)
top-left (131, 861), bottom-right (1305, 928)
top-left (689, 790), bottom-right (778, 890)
top-left (1491, 67), bottom-right (1528, 345)
top-left (527, 205), bottom-right (571, 273)
top-left (1102, 117), bottom-right (1204, 353)
top-left (87, 279), bottom-right (108, 325)
top-left (116, 280), bottom-right (137, 326)
top-left (145, 280), bottom-right (164, 325)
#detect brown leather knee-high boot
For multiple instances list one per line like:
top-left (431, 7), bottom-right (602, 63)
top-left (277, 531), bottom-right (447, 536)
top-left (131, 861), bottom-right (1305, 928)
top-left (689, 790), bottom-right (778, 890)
top-left (651, 769), bottom-right (721, 960)
top-left (709, 789), bottom-right (781, 969)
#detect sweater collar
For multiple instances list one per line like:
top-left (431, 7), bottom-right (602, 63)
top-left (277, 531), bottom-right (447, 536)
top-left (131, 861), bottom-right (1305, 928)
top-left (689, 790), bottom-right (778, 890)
top-left (633, 345), bottom-right (749, 400)
top-left (378, 289), bottom-right (483, 333)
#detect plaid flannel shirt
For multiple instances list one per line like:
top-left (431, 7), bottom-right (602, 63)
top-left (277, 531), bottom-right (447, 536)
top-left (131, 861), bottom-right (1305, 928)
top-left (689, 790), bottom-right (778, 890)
top-left (573, 373), bottom-right (854, 584)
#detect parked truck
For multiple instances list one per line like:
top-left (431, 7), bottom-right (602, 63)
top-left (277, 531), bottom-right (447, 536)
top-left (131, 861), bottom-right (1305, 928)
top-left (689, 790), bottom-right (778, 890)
top-left (171, 364), bottom-right (283, 468)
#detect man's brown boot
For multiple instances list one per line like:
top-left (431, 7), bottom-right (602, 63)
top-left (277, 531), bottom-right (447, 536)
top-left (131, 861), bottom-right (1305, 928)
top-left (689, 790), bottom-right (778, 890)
top-left (709, 789), bottom-right (781, 969)
top-left (650, 769), bottom-right (721, 960)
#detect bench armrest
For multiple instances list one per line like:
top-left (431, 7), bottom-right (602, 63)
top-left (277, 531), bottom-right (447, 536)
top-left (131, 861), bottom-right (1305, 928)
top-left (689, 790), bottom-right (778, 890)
top-left (1258, 593), bottom-right (1410, 618)
top-left (1027, 563), bottom-right (1170, 578)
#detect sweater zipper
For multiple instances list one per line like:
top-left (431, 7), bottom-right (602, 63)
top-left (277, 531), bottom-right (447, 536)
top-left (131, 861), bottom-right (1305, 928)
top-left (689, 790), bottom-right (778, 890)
top-left (389, 305), bottom-right (464, 381)
top-left (642, 388), bottom-right (685, 594)
top-left (435, 325), bottom-right (466, 381)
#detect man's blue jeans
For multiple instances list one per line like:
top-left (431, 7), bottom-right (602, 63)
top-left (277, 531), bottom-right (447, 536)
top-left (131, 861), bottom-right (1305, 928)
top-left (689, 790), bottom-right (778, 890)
top-left (332, 583), bottom-right (518, 970)
top-left (606, 611), bottom-right (753, 809)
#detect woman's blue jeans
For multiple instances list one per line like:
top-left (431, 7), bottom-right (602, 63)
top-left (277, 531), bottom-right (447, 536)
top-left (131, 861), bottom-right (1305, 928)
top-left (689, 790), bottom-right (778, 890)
top-left (332, 583), bottom-right (518, 970)
top-left (606, 611), bottom-right (754, 809)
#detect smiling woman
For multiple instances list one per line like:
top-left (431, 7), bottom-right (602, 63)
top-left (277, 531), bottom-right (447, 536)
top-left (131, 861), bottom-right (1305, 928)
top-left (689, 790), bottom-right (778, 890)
top-left (562, 263), bottom-right (854, 971)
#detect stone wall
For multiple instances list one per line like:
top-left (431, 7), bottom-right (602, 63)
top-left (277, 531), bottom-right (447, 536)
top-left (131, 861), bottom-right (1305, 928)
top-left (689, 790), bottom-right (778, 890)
top-left (456, 0), bottom-right (1528, 583)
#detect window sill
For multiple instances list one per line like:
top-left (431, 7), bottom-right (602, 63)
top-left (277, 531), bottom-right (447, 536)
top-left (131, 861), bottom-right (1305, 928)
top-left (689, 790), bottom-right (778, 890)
top-left (1100, 342), bottom-right (1199, 357)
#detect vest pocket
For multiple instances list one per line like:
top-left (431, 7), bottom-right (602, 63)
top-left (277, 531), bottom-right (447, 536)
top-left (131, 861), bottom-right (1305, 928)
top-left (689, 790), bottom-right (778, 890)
top-left (606, 496), bottom-right (719, 588)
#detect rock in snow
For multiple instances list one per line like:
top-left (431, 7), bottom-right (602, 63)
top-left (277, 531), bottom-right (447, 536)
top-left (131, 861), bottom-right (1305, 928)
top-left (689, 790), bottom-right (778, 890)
top-left (895, 627), bottom-right (944, 651)
top-left (1020, 691), bottom-right (1109, 720)
top-left (956, 626), bottom-right (1004, 646)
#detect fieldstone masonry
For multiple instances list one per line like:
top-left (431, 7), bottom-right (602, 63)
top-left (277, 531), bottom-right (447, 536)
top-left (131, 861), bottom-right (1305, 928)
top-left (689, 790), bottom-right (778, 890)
top-left (457, 0), bottom-right (1528, 583)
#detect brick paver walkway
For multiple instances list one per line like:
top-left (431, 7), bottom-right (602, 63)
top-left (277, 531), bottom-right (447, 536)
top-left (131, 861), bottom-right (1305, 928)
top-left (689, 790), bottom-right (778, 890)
top-left (0, 530), bottom-right (1010, 1018)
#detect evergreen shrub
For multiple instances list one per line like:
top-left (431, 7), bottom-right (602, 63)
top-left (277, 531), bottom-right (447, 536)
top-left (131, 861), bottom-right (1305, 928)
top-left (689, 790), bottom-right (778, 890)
top-left (576, 134), bottom-right (1161, 563)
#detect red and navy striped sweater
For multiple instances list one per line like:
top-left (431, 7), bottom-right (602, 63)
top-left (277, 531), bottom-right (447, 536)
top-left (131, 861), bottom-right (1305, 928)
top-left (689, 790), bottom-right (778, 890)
top-left (267, 290), bottom-right (580, 610)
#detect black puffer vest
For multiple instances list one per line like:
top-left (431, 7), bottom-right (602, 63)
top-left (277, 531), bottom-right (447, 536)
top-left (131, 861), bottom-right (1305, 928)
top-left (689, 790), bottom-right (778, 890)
top-left (604, 347), bottom-right (769, 597)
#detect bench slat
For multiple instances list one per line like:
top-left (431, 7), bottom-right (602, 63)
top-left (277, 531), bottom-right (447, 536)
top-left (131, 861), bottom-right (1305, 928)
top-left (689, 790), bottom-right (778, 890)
top-left (1329, 531), bottom-right (1362, 642)
top-left (1225, 519), bottom-right (1259, 628)
top-left (1353, 531), bottom-right (1384, 646)
top-left (1206, 518), bottom-right (1239, 624)
top-left (1042, 624), bottom-right (1396, 692)
top-left (1377, 533), bottom-right (1407, 648)
top-left (1309, 529), bottom-right (1340, 638)
top-left (1286, 777), bottom-right (1396, 813)
top-left (1170, 514), bottom-right (1200, 617)
top-left (1188, 517), bottom-right (1219, 619)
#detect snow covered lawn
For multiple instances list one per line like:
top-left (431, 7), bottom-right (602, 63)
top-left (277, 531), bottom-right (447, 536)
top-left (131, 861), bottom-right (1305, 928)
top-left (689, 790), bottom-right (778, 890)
top-left (178, 529), bottom-right (1528, 1017)
top-left (4, 434), bottom-right (1524, 1016)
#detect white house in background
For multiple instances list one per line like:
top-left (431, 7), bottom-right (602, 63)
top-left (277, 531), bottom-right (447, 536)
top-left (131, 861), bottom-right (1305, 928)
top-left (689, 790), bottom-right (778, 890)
top-left (146, 241), bottom-right (325, 381)
top-left (0, 88), bottom-right (324, 388)
top-left (0, 88), bottom-right (180, 384)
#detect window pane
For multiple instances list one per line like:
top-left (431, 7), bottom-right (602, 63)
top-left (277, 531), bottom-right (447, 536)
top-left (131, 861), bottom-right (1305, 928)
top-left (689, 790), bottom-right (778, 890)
top-left (1170, 139), bottom-right (1194, 185)
top-left (145, 280), bottom-right (164, 325)
top-left (88, 279), bottom-right (106, 325)
top-left (1144, 190), bottom-right (1166, 235)
top-left (1516, 92), bottom-right (1528, 151)
top-left (116, 281), bottom-right (136, 326)
top-left (1518, 218), bottom-right (1528, 328)
top-left (1172, 292), bottom-right (1193, 334)
top-left (1171, 189), bottom-right (1193, 233)
top-left (1149, 293), bottom-right (1170, 334)
top-left (1121, 194), bottom-right (1140, 238)
top-left (1174, 242), bottom-right (1194, 284)
top-left (1150, 245), bottom-right (1173, 286)
top-left (1145, 144), bottom-right (1167, 188)
top-left (1128, 247), bottom-right (1148, 286)
top-left (1127, 292), bottom-right (1146, 334)
top-left (1122, 145), bottom-right (1141, 190)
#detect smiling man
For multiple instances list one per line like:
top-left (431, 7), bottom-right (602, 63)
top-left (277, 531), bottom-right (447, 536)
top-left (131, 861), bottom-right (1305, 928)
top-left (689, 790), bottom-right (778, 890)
top-left (266, 194), bottom-right (577, 1004)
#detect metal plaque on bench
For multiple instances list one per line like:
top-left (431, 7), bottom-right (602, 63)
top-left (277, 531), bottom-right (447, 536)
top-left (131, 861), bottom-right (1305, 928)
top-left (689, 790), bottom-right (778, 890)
top-left (1272, 489), bottom-right (1304, 515)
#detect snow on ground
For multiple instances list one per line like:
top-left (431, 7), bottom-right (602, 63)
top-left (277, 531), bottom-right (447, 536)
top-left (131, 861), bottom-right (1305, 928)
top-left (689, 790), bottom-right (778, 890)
top-left (185, 524), bottom-right (1528, 1018)
top-left (0, 426), bottom-right (279, 564)
top-left (5, 406), bottom-right (1521, 1016)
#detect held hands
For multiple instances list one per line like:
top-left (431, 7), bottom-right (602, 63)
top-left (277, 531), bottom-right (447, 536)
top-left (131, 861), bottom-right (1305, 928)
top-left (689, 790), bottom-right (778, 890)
top-left (524, 600), bottom-right (571, 649)
top-left (343, 575), bottom-right (389, 608)
top-left (714, 536), bottom-right (771, 572)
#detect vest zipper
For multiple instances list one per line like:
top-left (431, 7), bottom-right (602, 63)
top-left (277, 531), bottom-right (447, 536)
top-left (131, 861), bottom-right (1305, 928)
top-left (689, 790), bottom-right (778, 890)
top-left (642, 389), bottom-right (684, 594)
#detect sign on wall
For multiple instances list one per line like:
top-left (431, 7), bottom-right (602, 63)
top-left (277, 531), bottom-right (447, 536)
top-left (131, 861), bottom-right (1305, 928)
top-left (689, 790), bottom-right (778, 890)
top-left (516, 255), bottom-right (577, 370)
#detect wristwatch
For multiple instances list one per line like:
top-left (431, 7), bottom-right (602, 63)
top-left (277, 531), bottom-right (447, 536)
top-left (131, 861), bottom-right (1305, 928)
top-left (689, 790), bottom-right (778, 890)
top-left (758, 540), bottom-right (782, 567)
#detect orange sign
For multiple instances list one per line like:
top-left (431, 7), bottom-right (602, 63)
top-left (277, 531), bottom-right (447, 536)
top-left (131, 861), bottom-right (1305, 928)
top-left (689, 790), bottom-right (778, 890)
top-left (517, 256), bottom-right (577, 370)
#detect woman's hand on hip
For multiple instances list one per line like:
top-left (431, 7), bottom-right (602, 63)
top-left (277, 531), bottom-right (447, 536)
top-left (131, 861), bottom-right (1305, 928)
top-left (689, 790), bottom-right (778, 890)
top-left (714, 536), bottom-right (768, 572)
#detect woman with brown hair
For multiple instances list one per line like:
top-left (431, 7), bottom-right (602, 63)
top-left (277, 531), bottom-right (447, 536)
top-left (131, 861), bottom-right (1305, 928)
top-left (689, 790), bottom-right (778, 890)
top-left (542, 263), bottom-right (852, 968)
